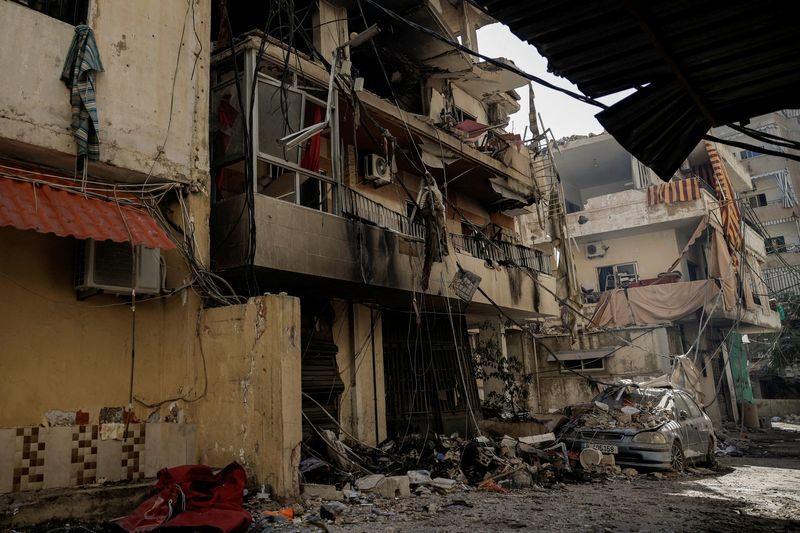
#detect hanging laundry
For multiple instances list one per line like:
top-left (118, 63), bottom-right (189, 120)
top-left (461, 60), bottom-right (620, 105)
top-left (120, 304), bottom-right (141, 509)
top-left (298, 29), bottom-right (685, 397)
top-left (61, 25), bottom-right (104, 160)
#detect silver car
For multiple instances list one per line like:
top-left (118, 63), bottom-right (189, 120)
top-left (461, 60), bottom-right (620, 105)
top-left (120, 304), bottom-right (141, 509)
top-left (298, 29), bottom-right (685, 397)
top-left (561, 387), bottom-right (716, 471)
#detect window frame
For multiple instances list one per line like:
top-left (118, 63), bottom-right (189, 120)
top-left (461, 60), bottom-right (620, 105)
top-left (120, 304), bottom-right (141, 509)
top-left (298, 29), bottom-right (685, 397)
top-left (561, 357), bottom-right (605, 373)
top-left (10, 0), bottom-right (88, 26)
top-left (597, 262), bottom-right (639, 291)
top-left (740, 149), bottom-right (765, 160)
top-left (765, 236), bottom-right (786, 254)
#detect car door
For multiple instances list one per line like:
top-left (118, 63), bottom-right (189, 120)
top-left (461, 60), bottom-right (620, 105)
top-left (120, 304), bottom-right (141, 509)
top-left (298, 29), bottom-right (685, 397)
top-left (673, 392), bottom-right (700, 457)
top-left (683, 393), bottom-right (712, 455)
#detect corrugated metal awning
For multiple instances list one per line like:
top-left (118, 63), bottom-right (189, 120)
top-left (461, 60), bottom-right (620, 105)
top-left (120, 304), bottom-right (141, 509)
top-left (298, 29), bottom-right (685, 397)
top-left (547, 347), bottom-right (618, 362)
top-left (477, 1), bottom-right (800, 180)
top-left (0, 167), bottom-right (174, 249)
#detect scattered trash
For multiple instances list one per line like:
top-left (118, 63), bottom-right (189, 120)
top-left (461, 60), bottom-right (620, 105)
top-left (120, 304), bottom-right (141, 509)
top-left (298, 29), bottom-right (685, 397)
top-left (477, 479), bottom-right (508, 493)
top-left (261, 507), bottom-right (294, 522)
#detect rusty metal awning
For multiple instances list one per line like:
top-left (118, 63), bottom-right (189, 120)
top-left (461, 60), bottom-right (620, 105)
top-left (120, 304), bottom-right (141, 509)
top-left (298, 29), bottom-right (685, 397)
top-left (477, 0), bottom-right (800, 180)
top-left (0, 166), bottom-right (174, 249)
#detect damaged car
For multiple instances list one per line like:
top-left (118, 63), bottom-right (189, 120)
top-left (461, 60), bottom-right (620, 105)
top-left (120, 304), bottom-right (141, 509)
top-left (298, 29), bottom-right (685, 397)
top-left (560, 386), bottom-right (716, 471)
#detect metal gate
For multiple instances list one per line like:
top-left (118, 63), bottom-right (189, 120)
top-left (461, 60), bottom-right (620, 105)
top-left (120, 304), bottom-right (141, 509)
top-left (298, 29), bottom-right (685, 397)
top-left (382, 311), bottom-right (480, 437)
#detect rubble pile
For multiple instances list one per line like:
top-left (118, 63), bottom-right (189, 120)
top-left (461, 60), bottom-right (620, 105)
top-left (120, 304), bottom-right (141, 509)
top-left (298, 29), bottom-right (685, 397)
top-left (569, 401), bottom-right (673, 431)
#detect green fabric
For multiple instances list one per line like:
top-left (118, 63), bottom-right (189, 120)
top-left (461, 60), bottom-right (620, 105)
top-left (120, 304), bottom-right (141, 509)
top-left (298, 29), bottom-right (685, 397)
top-left (729, 333), bottom-right (754, 404)
top-left (61, 25), bottom-right (104, 160)
top-left (778, 303), bottom-right (786, 321)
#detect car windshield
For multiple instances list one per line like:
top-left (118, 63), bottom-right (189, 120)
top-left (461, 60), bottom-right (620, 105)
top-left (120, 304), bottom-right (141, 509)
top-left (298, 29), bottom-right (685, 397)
top-left (593, 387), bottom-right (673, 411)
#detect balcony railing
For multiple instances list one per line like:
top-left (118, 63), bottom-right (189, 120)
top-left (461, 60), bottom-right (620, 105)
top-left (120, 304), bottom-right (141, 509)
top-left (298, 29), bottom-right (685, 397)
top-left (340, 186), bottom-right (425, 240)
top-left (450, 233), bottom-right (551, 274)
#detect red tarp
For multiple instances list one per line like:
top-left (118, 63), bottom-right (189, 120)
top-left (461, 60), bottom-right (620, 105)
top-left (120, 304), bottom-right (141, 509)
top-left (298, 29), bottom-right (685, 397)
top-left (113, 462), bottom-right (251, 533)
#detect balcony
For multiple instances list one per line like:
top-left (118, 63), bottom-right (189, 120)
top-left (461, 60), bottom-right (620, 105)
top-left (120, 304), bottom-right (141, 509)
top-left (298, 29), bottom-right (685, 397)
top-left (567, 188), bottom-right (713, 242)
top-left (212, 173), bottom-right (555, 316)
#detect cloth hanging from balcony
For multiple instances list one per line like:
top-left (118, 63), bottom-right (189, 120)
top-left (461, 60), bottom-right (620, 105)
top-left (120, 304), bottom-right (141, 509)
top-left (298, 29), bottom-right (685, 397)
top-left (708, 226), bottom-right (737, 312)
top-left (665, 216), bottom-right (708, 272)
top-left (775, 170), bottom-right (798, 208)
top-left (646, 177), bottom-right (701, 206)
top-left (418, 175), bottom-right (448, 290)
top-left (300, 105), bottom-right (322, 173)
top-left (589, 279), bottom-right (720, 328)
top-left (61, 25), bottom-right (104, 160)
top-left (705, 141), bottom-right (742, 266)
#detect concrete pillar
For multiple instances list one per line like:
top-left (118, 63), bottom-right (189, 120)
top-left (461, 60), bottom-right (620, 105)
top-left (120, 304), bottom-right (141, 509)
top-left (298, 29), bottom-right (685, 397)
top-left (352, 304), bottom-right (386, 446)
top-left (333, 301), bottom-right (387, 446)
top-left (193, 295), bottom-right (301, 497)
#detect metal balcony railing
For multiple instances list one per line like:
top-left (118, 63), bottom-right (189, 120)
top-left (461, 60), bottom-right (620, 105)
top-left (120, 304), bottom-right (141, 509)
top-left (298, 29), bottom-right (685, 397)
top-left (340, 186), bottom-right (425, 240)
top-left (450, 233), bottom-right (552, 275)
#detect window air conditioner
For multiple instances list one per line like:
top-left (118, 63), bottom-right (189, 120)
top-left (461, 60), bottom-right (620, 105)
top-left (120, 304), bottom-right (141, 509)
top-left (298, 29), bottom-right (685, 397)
top-left (75, 239), bottom-right (163, 296)
top-left (586, 242), bottom-right (606, 259)
top-left (363, 154), bottom-right (393, 186)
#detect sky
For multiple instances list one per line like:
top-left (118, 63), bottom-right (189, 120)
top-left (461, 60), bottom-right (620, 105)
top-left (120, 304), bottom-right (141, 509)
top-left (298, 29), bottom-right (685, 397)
top-left (476, 23), bottom-right (620, 139)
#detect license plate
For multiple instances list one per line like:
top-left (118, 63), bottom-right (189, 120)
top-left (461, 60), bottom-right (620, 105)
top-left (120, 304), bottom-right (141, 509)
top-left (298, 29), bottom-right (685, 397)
top-left (587, 443), bottom-right (618, 454)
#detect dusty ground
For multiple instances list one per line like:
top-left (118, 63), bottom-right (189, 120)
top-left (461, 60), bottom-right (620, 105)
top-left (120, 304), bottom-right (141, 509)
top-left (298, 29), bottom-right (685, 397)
top-left (16, 425), bottom-right (800, 532)
top-left (329, 456), bottom-right (800, 533)
top-left (326, 424), bottom-right (800, 533)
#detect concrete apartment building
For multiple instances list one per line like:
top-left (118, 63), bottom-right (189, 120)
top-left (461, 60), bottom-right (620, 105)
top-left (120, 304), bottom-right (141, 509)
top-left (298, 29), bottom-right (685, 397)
top-left (713, 110), bottom-right (800, 296)
top-left (0, 0), bottom-right (558, 497)
top-left (519, 132), bottom-right (781, 425)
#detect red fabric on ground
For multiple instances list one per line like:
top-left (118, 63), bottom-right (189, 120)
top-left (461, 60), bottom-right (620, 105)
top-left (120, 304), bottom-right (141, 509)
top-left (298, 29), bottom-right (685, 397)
top-left (113, 462), bottom-right (251, 533)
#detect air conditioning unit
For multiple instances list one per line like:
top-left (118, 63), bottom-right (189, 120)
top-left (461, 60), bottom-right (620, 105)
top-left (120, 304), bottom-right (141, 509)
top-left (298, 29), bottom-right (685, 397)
top-left (363, 154), bottom-right (392, 186)
top-left (75, 239), bottom-right (163, 296)
top-left (585, 241), bottom-right (606, 259)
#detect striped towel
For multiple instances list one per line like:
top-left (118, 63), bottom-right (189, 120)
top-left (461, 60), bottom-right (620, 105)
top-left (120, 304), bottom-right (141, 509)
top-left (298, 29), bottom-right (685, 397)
top-left (61, 25), bottom-right (104, 160)
top-left (646, 177), bottom-right (701, 206)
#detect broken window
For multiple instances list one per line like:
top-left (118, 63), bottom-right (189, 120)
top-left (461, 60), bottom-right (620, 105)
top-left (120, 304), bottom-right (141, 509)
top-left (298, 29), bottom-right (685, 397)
top-left (766, 236), bottom-right (786, 254)
top-left (597, 262), bottom-right (638, 291)
top-left (11, 0), bottom-right (88, 25)
top-left (257, 80), bottom-right (304, 163)
top-left (748, 193), bottom-right (768, 208)
top-left (562, 357), bottom-right (604, 372)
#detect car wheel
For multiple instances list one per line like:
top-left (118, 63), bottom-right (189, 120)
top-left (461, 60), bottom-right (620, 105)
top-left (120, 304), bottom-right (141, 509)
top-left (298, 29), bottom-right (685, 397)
top-left (670, 441), bottom-right (685, 472)
top-left (703, 437), bottom-right (717, 467)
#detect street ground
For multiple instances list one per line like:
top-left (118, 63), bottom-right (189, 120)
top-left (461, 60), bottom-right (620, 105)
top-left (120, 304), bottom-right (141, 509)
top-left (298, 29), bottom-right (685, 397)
top-left (14, 424), bottom-right (800, 532)
top-left (330, 455), bottom-right (800, 533)
top-left (325, 423), bottom-right (800, 533)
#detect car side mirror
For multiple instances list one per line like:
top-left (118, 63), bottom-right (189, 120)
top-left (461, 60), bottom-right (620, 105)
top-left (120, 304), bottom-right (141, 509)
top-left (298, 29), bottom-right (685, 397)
top-left (679, 410), bottom-right (688, 420)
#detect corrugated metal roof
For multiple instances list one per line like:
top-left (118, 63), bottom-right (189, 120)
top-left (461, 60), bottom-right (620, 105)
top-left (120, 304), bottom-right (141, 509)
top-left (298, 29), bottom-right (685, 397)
top-left (478, 0), bottom-right (800, 180)
top-left (0, 167), bottom-right (174, 250)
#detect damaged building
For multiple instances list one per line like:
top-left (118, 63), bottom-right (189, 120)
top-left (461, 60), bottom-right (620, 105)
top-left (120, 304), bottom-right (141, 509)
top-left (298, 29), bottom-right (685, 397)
top-left (0, 0), bottom-right (559, 500)
top-left (519, 132), bottom-right (782, 426)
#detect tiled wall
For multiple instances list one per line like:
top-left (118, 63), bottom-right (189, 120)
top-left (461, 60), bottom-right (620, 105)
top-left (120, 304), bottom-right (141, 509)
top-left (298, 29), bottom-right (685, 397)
top-left (0, 423), bottom-right (195, 494)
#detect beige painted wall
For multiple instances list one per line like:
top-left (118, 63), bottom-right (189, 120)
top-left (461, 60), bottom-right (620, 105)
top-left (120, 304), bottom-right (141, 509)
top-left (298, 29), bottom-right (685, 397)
top-left (531, 327), bottom-right (674, 412)
top-left (0, 0), bottom-right (210, 185)
top-left (0, 227), bottom-right (202, 427)
top-left (573, 229), bottom-right (682, 292)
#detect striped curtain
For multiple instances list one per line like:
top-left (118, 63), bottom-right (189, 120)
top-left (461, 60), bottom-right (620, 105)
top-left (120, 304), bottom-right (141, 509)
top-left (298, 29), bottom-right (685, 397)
top-left (775, 170), bottom-right (797, 208)
top-left (705, 141), bottom-right (742, 266)
top-left (646, 177), bottom-right (702, 206)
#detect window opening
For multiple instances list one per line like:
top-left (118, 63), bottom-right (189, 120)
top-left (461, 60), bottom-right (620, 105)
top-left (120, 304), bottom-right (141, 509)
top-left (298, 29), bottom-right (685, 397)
top-left (11, 0), bottom-right (88, 25)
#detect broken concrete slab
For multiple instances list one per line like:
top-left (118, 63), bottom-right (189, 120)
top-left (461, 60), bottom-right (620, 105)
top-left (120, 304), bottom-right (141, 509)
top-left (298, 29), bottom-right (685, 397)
top-left (518, 432), bottom-right (555, 446)
top-left (301, 483), bottom-right (342, 501)
top-left (376, 476), bottom-right (411, 499)
top-left (355, 473), bottom-right (385, 491)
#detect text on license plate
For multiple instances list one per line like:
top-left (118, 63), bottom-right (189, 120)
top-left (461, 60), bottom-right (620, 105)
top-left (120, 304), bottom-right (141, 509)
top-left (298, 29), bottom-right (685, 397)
top-left (587, 443), bottom-right (618, 454)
